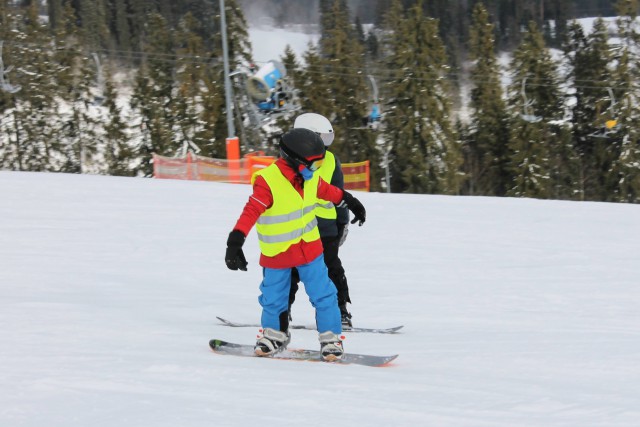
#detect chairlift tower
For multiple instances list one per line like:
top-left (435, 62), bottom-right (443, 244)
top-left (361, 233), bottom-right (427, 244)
top-left (219, 0), bottom-right (240, 163)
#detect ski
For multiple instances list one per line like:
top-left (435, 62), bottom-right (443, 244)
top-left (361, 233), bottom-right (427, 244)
top-left (216, 316), bottom-right (403, 334)
top-left (209, 339), bottom-right (398, 367)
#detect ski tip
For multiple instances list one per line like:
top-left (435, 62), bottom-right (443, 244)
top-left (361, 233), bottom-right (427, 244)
top-left (209, 339), bottom-right (223, 349)
top-left (343, 325), bottom-right (404, 334)
top-left (209, 338), bottom-right (236, 350)
top-left (378, 355), bottom-right (399, 367)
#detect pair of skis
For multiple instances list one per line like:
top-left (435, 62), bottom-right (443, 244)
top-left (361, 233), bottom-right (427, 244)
top-left (210, 316), bottom-right (402, 367)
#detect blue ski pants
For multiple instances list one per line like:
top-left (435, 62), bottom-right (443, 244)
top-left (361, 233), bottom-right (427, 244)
top-left (259, 254), bottom-right (342, 334)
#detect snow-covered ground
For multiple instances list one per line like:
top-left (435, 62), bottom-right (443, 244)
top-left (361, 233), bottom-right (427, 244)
top-left (248, 25), bottom-right (319, 65)
top-left (1, 171), bottom-right (639, 426)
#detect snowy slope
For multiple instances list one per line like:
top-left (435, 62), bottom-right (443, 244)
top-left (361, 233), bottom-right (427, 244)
top-left (1, 171), bottom-right (639, 427)
top-left (249, 25), bottom-right (319, 64)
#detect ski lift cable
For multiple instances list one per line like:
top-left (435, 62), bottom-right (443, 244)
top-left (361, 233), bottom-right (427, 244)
top-left (2, 40), bottom-right (638, 93)
top-left (2, 39), bottom-right (634, 91)
top-left (1, 38), bottom-right (634, 92)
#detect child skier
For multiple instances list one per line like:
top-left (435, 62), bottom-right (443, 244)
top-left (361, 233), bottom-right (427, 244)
top-left (224, 128), bottom-right (366, 361)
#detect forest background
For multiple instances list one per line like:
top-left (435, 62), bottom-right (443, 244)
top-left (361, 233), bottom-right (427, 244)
top-left (1, 0), bottom-right (639, 202)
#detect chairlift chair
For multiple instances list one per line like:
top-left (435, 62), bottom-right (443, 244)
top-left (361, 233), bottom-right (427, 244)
top-left (520, 77), bottom-right (542, 123)
top-left (0, 41), bottom-right (22, 94)
top-left (352, 75), bottom-right (384, 131)
top-left (91, 53), bottom-right (105, 105)
top-left (588, 87), bottom-right (619, 138)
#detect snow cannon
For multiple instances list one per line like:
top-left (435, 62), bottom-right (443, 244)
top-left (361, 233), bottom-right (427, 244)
top-left (246, 60), bottom-right (287, 101)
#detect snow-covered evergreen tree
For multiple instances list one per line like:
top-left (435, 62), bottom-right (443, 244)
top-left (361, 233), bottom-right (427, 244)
top-left (174, 12), bottom-right (209, 155)
top-left (129, 13), bottom-right (176, 176)
top-left (466, 3), bottom-right (510, 196)
top-left (566, 18), bottom-right (617, 200)
top-left (506, 21), bottom-right (567, 199)
top-left (8, 3), bottom-right (60, 172)
top-left (382, 0), bottom-right (461, 194)
top-left (317, 0), bottom-right (379, 182)
top-left (608, 0), bottom-right (640, 202)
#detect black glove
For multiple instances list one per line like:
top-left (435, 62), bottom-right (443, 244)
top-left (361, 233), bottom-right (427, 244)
top-left (339, 191), bottom-right (366, 226)
top-left (225, 230), bottom-right (248, 271)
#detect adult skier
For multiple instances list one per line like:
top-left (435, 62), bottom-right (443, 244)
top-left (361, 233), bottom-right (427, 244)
top-left (289, 113), bottom-right (354, 327)
top-left (224, 128), bottom-right (366, 361)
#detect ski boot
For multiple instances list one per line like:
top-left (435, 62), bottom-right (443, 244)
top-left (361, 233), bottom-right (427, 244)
top-left (339, 304), bottom-right (353, 329)
top-left (254, 328), bottom-right (291, 357)
top-left (319, 331), bottom-right (344, 361)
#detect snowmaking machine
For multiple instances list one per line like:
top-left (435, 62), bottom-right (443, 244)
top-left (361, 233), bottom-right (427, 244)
top-left (246, 60), bottom-right (290, 112)
top-left (231, 60), bottom-right (299, 150)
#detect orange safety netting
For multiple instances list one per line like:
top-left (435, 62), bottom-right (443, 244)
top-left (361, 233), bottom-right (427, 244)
top-left (342, 160), bottom-right (370, 192)
top-left (153, 153), bottom-right (369, 191)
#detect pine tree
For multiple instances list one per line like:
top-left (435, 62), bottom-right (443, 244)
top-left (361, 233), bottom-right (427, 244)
top-left (466, 3), bottom-right (510, 196)
top-left (181, 0), bottom-right (218, 47)
top-left (47, 0), bottom-right (64, 30)
top-left (0, 2), bottom-right (18, 168)
top-left (174, 12), bottom-right (209, 155)
top-left (382, 0), bottom-right (461, 194)
top-left (54, 0), bottom-right (101, 174)
top-left (317, 0), bottom-right (381, 189)
top-left (267, 44), bottom-right (302, 148)
top-left (8, 2), bottom-right (60, 171)
top-left (506, 21), bottom-right (567, 199)
top-left (297, 44), bottom-right (334, 120)
top-left (103, 65), bottom-right (134, 176)
top-left (608, 0), bottom-right (640, 202)
top-left (0, 0), bottom-right (14, 112)
top-left (129, 12), bottom-right (176, 176)
top-left (113, 0), bottom-right (132, 56)
top-left (127, 0), bottom-right (152, 57)
top-left (197, 63), bottom-right (226, 158)
top-left (76, 0), bottom-right (111, 50)
top-left (566, 18), bottom-right (616, 200)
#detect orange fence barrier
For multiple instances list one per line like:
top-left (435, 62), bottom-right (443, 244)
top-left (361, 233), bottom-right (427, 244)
top-left (153, 153), bottom-right (369, 191)
top-left (342, 160), bottom-right (370, 192)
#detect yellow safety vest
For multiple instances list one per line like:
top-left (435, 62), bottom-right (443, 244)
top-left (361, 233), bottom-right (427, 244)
top-left (252, 164), bottom-right (321, 257)
top-left (314, 150), bottom-right (337, 220)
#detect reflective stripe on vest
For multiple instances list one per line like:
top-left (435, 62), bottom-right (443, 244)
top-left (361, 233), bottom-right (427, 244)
top-left (252, 164), bottom-right (321, 257)
top-left (315, 150), bottom-right (337, 220)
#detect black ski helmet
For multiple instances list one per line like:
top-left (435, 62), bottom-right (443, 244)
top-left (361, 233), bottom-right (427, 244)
top-left (279, 128), bottom-right (325, 170)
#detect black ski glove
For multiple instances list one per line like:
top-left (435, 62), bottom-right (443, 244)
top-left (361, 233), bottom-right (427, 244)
top-left (225, 230), bottom-right (248, 271)
top-left (339, 191), bottom-right (366, 226)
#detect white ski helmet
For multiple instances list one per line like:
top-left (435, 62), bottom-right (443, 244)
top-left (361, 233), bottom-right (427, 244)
top-left (294, 113), bottom-right (334, 146)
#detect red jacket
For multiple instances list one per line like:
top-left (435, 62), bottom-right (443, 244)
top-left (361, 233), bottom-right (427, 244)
top-left (233, 158), bottom-right (345, 269)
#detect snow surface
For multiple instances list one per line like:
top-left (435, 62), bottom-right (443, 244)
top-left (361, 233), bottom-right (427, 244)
top-left (1, 171), bottom-right (639, 426)
top-left (248, 25), bottom-right (319, 65)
